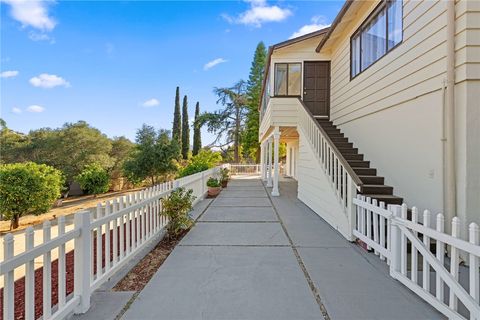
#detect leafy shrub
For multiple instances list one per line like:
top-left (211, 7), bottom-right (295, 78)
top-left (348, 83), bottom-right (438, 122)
top-left (161, 187), bottom-right (196, 237)
top-left (76, 164), bottom-right (110, 195)
top-left (206, 177), bottom-right (220, 188)
top-left (220, 168), bottom-right (230, 183)
top-left (178, 149), bottom-right (222, 177)
top-left (0, 162), bottom-right (64, 229)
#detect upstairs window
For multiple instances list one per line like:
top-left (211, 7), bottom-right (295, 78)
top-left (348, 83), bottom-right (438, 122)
top-left (274, 63), bottom-right (301, 96)
top-left (351, 0), bottom-right (403, 78)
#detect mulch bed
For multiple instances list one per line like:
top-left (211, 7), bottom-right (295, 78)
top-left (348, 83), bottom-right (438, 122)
top-left (112, 229), bottom-right (188, 292)
top-left (0, 218), bottom-right (149, 320)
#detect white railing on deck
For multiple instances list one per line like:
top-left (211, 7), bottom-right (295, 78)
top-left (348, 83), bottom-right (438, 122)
top-left (0, 167), bottom-right (219, 320)
top-left (353, 195), bottom-right (480, 320)
top-left (227, 164), bottom-right (261, 175)
top-left (296, 98), bottom-right (361, 237)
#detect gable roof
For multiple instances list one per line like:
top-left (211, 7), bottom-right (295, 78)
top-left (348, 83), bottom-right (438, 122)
top-left (315, 0), bottom-right (354, 52)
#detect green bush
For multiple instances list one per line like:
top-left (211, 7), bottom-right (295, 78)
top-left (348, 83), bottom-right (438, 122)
top-left (0, 162), bottom-right (64, 229)
top-left (206, 177), bottom-right (220, 188)
top-left (75, 164), bottom-right (110, 195)
top-left (178, 149), bottom-right (222, 177)
top-left (161, 187), bottom-right (196, 237)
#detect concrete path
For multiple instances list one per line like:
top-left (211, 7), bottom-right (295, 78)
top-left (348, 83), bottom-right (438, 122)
top-left (122, 177), bottom-right (443, 320)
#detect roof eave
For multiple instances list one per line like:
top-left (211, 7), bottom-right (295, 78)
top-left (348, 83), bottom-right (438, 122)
top-left (315, 0), bottom-right (354, 53)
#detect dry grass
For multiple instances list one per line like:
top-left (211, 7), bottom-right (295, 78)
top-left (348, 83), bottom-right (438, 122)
top-left (0, 188), bottom-right (144, 234)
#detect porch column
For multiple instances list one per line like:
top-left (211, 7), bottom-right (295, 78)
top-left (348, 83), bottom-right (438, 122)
top-left (272, 128), bottom-right (280, 197)
top-left (261, 142), bottom-right (267, 181)
top-left (267, 137), bottom-right (273, 187)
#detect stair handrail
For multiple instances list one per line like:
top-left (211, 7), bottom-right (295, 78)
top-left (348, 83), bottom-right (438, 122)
top-left (296, 97), bottom-right (364, 188)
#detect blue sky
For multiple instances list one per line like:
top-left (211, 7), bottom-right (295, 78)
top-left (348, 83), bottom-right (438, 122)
top-left (1, 0), bottom-right (343, 145)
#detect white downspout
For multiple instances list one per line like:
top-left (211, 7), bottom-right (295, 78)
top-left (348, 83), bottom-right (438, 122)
top-left (445, 0), bottom-right (456, 225)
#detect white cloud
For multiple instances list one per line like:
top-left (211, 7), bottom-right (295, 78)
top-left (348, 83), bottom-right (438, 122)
top-left (27, 105), bottom-right (45, 113)
top-left (12, 107), bottom-right (22, 114)
top-left (28, 31), bottom-right (55, 43)
top-left (204, 58), bottom-right (228, 70)
top-left (29, 73), bottom-right (70, 88)
top-left (290, 16), bottom-right (330, 39)
top-left (1, 0), bottom-right (56, 31)
top-left (0, 70), bottom-right (19, 78)
top-left (222, 0), bottom-right (291, 27)
top-left (142, 98), bottom-right (160, 107)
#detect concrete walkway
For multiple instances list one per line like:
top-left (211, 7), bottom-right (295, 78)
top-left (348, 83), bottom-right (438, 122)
top-left (122, 177), bottom-right (443, 320)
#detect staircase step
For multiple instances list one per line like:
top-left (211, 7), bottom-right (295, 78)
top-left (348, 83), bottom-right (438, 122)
top-left (358, 175), bottom-right (384, 184)
top-left (330, 137), bottom-right (349, 143)
top-left (360, 184), bottom-right (394, 195)
top-left (347, 160), bottom-right (370, 168)
top-left (338, 147), bottom-right (359, 155)
top-left (353, 167), bottom-right (376, 175)
top-left (335, 142), bottom-right (353, 148)
top-left (326, 131), bottom-right (344, 137)
top-left (360, 194), bottom-right (403, 205)
top-left (343, 153), bottom-right (364, 160)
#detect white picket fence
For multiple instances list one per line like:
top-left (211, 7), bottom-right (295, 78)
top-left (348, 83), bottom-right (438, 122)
top-left (353, 195), bottom-right (480, 320)
top-left (0, 167), bottom-right (219, 320)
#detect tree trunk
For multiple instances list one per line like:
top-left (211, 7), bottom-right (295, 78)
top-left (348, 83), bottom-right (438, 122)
top-left (151, 176), bottom-right (155, 186)
top-left (11, 215), bottom-right (20, 230)
top-left (234, 106), bottom-right (241, 163)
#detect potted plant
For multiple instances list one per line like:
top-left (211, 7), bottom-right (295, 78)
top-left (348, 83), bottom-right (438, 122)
top-left (220, 168), bottom-right (230, 188)
top-left (206, 177), bottom-right (221, 197)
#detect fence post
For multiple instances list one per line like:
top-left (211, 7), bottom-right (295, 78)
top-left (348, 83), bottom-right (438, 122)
top-left (347, 176), bottom-right (357, 241)
top-left (389, 205), bottom-right (402, 278)
top-left (201, 172), bottom-right (205, 197)
top-left (74, 210), bottom-right (92, 314)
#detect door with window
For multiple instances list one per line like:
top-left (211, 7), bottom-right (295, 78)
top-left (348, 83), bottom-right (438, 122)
top-left (303, 61), bottom-right (330, 117)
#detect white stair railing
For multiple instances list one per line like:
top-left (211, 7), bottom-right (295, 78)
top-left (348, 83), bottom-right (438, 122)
top-left (354, 195), bottom-right (480, 320)
top-left (0, 167), bottom-right (219, 320)
top-left (296, 98), bottom-right (362, 237)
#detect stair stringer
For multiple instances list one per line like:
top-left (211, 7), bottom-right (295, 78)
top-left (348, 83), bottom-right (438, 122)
top-left (296, 127), bottom-right (352, 240)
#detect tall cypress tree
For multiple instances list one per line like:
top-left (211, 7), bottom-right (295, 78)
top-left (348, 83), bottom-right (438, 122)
top-left (181, 95), bottom-right (190, 159)
top-left (243, 42), bottom-right (267, 162)
top-left (172, 86), bottom-right (182, 145)
top-left (192, 101), bottom-right (202, 156)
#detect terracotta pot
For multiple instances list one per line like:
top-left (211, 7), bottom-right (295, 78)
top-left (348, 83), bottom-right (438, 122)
top-left (221, 180), bottom-right (228, 188)
top-left (208, 186), bottom-right (221, 197)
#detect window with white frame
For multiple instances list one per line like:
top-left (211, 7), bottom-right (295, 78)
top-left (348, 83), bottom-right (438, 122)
top-left (274, 63), bottom-right (301, 96)
top-left (351, 0), bottom-right (403, 78)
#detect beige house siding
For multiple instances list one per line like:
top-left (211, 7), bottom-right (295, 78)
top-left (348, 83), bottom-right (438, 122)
top-left (325, 0), bottom-right (479, 226)
top-left (297, 131), bottom-right (350, 239)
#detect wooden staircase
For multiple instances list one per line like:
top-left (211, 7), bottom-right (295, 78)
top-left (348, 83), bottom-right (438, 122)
top-left (317, 119), bottom-right (403, 205)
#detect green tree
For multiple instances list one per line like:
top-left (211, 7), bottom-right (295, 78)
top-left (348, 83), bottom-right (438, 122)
top-left (26, 121), bottom-right (113, 186)
top-left (172, 86), bottom-right (182, 145)
top-left (76, 164), bottom-right (110, 196)
top-left (109, 136), bottom-right (135, 181)
top-left (181, 95), bottom-right (190, 160)
top-left (0, 120), bottom-right (30, 163)
top-left (0, 162), bottom-right (64, 229)
top-left (192, 102), bottom-right (202, 156)
top-left (243, 42), bottom-right (267, 162)
top-left (200, 80), bottom-right (248, 163)
top-left (178, 149), bottom-right (222, 177)
top-left (123, 125), bottom-right (179, 186)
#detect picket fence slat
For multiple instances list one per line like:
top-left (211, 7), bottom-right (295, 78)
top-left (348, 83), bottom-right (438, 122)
top-left (354, 197), bottom-right (480, 320)
top-left (0, 166), bottom-right (220, 320)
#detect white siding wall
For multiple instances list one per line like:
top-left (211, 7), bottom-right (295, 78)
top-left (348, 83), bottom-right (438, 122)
top-left (297, 130), bottom-right (350, 238)
top-left (328, 0), bottom-right (479, 224)
top-left (285, 140), bottom-right (299, 179)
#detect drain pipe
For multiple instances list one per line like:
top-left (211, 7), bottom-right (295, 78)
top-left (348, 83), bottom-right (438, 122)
top-left (445, 0), bottom-right (456, 226)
